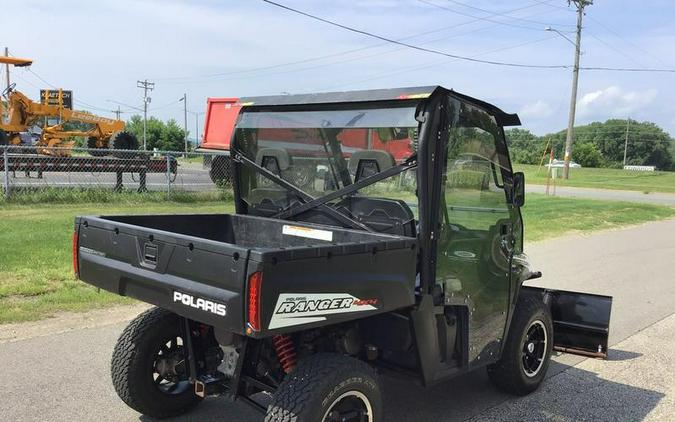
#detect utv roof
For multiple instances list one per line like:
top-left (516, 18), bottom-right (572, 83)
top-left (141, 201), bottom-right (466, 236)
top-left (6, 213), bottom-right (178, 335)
top-left (238, 86), bottom-right (521, 126)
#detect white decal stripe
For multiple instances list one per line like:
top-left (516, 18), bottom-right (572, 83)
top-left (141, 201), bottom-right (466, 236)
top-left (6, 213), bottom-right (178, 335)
top-left (268, 293), bottom-right (377, 330)
top-left (282, 225), bottom-right (333, 241)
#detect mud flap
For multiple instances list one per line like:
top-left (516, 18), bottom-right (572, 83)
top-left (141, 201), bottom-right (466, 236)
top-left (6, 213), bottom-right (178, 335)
top-left (523, 287), bottom-right (612, 359)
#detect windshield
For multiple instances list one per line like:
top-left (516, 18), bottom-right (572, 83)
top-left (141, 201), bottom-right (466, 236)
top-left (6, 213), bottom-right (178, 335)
top-left (233, 105), bottom-right (419, 217)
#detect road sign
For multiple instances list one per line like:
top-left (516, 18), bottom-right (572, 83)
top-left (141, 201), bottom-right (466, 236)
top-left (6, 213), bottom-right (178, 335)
top-left (40, 89), bottom-right (73, 109)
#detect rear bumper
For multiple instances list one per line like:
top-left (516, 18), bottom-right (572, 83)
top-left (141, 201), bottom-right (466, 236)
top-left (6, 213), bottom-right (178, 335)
top-left (79, 250), bottom-right (244, 332)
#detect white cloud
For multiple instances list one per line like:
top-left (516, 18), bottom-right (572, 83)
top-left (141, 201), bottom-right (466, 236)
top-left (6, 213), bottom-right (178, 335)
top-left (519, 100), bottom-right (555, 120)
top-left (577, 86), bottom-right (658, 119)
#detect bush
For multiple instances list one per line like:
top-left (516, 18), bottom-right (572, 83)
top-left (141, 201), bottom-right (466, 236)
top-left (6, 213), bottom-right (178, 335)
top-left (447, 170), bottom-right (489, 189)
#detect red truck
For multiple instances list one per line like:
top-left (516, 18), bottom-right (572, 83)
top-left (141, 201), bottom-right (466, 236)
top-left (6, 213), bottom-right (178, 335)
top-left (201, 97), bottom-right (414, 187)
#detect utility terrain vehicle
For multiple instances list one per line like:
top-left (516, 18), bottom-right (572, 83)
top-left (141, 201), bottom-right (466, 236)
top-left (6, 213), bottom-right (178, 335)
top-left (74, 86), bottom-right (612, 421)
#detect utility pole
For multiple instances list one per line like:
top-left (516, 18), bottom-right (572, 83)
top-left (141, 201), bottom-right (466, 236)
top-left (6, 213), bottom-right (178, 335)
top-left (183, 93), bottom-right (188, 155)
top-left (2, 47), bottom-right (9, 122)
top-left (136, 79), bottom-right (155, 150)
top-left (623, 118), bottom-right (630, 166)
top-left (113, 105), bottom-right (122, 120)
top-left (562, 0), bottom-right (592, 179)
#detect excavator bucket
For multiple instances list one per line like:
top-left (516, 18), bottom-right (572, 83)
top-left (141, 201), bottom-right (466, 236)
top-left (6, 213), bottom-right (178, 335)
top-left (524, 287), bottom-right (612, 359)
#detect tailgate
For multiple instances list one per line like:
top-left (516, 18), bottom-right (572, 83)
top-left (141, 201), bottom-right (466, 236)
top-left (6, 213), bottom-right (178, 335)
top-left (75, 216), bottom-right (248, 332)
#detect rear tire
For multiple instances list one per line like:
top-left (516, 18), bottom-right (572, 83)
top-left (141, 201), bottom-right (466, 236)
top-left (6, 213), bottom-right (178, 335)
top-left (487, 294), bottom-right (553, 396)
top-left (0, 129), bottom-right (8, 146)
top-left (86, 137), bottom-right (108, 156)
top-left (265, 353), bottom-right (382, 422)
top-left (111, 307), bottom-right (201, 418)
top-left (110, 131), bottom-right (139, 158)
top-left (209, 155), bottom-right (232, 185)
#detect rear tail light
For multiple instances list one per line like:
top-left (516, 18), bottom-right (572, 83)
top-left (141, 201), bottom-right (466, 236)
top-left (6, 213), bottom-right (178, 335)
top-left (72, 230), bottom-right (79, 278)
top-left (246, 271), bottom-right (263, 334)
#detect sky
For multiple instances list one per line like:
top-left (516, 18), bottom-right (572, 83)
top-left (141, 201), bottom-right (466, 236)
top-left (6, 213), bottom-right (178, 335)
top-left (3, 0), bottom-right (675, 140)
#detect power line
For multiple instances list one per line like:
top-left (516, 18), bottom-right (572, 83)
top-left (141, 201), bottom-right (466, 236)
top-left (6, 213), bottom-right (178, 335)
top-left (158, 0), bottom-right (554, 82)
top-left (586, 33), bottom-right (644, 68)
top-left (585, 15), bottom-right (671, 67)
top-left (324, 35), bottom-right (557, 91)
top-left (417, 0), bottom-right (573, 32)
top-left (23, 67), bottom-right (114, 112)
top-left (261, 0), bottom-right (675, 73)
top-left (177, 23), bottom-right (540, 86)
top-left (581, 66), bottom-right (675, 73)
top-left (260, 0), bottom-right (568, 69)
top-left (442, 0), bottom-right (576, 28)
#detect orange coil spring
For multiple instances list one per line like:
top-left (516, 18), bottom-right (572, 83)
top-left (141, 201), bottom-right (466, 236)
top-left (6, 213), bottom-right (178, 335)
top-left (272, 335), bottom-right (297, 374)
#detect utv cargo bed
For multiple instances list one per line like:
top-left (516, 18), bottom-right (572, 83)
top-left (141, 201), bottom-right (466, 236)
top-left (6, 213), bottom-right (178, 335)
top-left (75, 214), bottom-right (417, 335)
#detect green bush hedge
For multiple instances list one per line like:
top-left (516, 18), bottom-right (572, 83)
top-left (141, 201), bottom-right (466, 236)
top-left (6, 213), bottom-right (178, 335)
top-left (447, 170), bottom-right (488, 189)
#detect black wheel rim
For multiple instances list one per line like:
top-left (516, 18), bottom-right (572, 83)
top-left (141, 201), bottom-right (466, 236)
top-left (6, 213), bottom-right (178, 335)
top-left (151, 336), bottom-right (191, 395)
top-left (522, 320), bottom-right (547, 378)
top-left (322, 390), bottom-right (373, 422)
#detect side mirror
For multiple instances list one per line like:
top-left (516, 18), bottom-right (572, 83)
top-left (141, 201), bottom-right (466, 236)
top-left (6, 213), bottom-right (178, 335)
top-left (512, 172), bottom-right (525, 207)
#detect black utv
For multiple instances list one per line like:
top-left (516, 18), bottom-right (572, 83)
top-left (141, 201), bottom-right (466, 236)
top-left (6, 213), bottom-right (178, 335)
top-left (74, 86), bottom-right (612, 421)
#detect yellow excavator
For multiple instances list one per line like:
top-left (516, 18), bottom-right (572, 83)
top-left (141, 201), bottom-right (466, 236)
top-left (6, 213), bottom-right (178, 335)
top-left (0, 56), bottom-right (137, 156)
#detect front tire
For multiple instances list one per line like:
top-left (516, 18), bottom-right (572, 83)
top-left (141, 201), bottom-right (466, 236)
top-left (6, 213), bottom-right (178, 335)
top-left (111, 307), bottom-right (201, 418)
top-left (265, 353), bottom-right (382, 422)
top-left (487, 294), bottom-right (553, 395)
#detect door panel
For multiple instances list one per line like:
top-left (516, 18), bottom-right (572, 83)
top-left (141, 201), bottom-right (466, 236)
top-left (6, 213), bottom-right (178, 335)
top-left (436, 100), bottom-right (515, 365)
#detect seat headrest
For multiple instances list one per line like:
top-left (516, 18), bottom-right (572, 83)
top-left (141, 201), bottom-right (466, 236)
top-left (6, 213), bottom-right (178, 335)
top-left (348, 150), bottom-right (396, 181)
top-left (255, 148), bottom-right (292, 172)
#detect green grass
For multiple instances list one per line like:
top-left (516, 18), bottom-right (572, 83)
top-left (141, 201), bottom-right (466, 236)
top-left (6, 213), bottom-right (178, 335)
top-left (521, 195), bottom-right (675, 241)
top-left (0, 195), bottom-right (673, 324)
top-left (0, 187), bottom-right (232, 205)
top-left (514, 164), bottom-right (675, 193)
top-left (0, 200), bottom-right (233, 323)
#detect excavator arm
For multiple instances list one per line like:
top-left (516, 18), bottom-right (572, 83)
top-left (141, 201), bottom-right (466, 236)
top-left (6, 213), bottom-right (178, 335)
top-left (1, 86), bottom-right (132, 155)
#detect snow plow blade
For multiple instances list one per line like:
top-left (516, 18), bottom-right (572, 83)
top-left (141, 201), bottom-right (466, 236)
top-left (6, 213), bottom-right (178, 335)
top-left (523, 287), bottom-right (612, 359)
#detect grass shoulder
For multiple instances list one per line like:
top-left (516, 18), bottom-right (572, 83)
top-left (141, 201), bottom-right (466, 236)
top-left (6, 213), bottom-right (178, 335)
top-left (515, 164), bottom-right (675, 194)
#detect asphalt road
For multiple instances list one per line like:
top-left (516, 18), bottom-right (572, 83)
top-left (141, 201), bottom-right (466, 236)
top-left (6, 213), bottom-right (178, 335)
top-left (525, 184), bottom-right (675, 206)
top-left (1, 219), bottom-right (674, 421)
top-left (7, 162), bottom-right (675, 206)
top-left (6, 162), bottom-right (219, 193)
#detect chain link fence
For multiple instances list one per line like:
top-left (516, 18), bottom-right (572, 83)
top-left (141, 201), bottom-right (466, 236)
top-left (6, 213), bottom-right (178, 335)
top-left (0, 145), bottom-right (233, 202)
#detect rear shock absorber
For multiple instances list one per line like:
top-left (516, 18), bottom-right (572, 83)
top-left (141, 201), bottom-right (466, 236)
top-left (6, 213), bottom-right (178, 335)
top-left (272, 335), bottom-right (297, 374)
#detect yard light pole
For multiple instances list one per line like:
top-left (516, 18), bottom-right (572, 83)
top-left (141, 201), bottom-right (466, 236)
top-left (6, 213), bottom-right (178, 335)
top-left (188, 111), bottom-right (204, 149)
top-left (554, 0), bottom-right (592, 180)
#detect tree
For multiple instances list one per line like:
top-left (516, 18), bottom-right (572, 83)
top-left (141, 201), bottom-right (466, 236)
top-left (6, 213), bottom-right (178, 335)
top-left (505, 120), bottom-right (674, 171)
top-left (505, 128), bottom-right (546, 164)
top-left (160, 119), bottom-right (186, 151)
top-left (573, 143), bottom-right (603, 167)
top-left (124, 115), bottom-right (186, 151)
